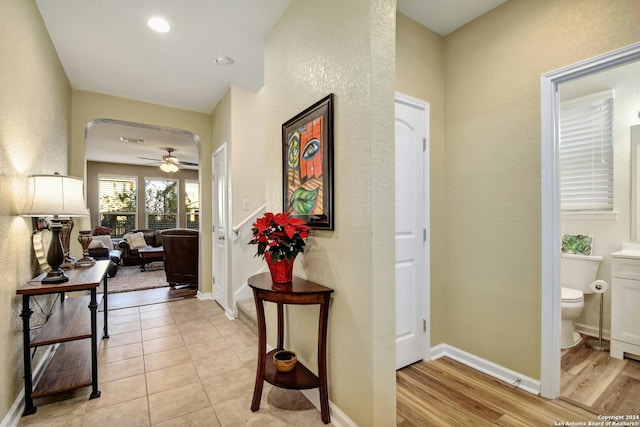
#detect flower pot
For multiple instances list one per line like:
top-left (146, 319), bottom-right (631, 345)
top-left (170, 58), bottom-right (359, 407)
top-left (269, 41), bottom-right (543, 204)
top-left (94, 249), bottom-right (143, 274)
top-left (265, 255), bottom-right (295, 283)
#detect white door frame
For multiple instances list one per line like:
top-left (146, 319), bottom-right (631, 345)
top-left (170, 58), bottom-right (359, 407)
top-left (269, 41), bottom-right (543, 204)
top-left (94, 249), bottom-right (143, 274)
top-left (540, 42), bottom-right (640, 398)
top-left (395, 92), bottom-right (430, 365)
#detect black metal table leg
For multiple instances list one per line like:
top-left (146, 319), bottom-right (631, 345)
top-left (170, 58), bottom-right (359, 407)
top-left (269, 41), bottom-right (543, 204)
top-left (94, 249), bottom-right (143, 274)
top-left (102, 275), bottom-right (109, 339)
top-left (88, 288), bottom-right (101, 399)
top-left (20, 295), bottom-right (36, 416)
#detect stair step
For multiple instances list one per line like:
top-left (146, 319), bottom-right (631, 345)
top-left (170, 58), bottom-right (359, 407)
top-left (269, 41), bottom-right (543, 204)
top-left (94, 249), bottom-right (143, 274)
top-left (237, 297), bottom-right (257, 336)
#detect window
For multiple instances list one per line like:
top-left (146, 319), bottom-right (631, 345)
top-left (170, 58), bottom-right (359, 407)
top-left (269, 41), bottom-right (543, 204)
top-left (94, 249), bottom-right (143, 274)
top-left (99, 176), bottom-right (137, 238)
top-left (559, 90), bottom-right (614, 213)
top-left (145, 178), bottom-right (178, 230)
top-left (185, 180), bottom-right (199, 230)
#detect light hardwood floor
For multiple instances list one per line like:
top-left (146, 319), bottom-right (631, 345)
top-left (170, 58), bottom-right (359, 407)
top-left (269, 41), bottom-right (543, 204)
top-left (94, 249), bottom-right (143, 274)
top-left (104, 285), bottom-right (197, 310)
top-left (561, 335), bottom-right (640, 415)
top-left (397, 357), bottom-right (599, 426)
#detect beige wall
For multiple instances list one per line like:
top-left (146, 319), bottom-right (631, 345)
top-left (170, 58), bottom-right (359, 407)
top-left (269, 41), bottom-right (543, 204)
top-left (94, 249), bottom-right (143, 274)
top-left (395, 12), bottom-right (446, 346)
top-left (264, 0), bottom-right (396, 425)
top-left (210, 86), bottom-right (268, 311)
top-left (86, 161), bottom-right (198, 231)
top-left (230, 85), bottom-right (266, 224)
top-left (442, 0), bottom-right (639, 379)
top-left (70, 91), bottom-right (214, 293)
top-left (229, 86), bottom-right (267, 309)
top-left (0, 0), bottom-right (72, 419)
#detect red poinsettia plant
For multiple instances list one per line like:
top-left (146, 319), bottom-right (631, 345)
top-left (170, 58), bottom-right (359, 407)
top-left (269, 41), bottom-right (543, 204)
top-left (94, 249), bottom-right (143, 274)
top-left (249, 212), bottom-right (310, 262)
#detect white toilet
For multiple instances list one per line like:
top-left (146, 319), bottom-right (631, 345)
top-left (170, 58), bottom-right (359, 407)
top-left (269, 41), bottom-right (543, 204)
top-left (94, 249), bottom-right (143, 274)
top-left (560, 253), bottom-right (603, 349)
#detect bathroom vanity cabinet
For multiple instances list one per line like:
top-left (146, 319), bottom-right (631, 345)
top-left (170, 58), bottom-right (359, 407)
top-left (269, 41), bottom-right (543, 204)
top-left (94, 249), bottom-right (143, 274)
top-left (610, 251), bottom-right (640, 360)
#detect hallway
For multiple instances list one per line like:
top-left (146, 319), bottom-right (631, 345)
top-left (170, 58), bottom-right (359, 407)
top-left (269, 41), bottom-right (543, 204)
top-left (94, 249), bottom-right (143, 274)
top-left (18, 297), bottom-right (327, 426)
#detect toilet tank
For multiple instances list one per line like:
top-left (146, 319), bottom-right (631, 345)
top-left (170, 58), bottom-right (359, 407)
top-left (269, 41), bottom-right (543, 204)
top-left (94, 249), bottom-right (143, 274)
top-left (561, 253), bottom-right (603, 294)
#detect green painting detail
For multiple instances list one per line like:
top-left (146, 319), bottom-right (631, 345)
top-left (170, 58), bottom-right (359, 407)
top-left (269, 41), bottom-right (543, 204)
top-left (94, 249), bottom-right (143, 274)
top-left (561, 234), bottom-right (593, 255)
top-left (289, 187), bottom-right (319, 215)
top-left (287, 131), bottom-right (300, 186)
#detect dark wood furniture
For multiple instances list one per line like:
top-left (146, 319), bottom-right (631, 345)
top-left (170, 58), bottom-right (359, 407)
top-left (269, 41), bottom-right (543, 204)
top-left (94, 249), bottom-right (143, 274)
top-left (138, 246), bottom-right (165, 271)
top-left (16, 260), bottom-right (110, 416)
top-left (160, 228), bottom-right (198, 287)
top-left (248, 273), bottom-right (333, 424)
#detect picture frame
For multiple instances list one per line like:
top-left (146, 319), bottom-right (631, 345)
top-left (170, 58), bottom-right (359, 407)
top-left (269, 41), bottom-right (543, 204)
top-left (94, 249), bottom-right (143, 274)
top-left (282, 94), bottom-right (334, 230)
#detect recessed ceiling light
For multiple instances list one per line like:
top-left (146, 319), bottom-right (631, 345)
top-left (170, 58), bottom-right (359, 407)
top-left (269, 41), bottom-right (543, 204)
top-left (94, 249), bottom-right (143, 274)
top-left (148, 17), bottom-right (170, 33)
top-left (214, 55), bottom-right (234, 66)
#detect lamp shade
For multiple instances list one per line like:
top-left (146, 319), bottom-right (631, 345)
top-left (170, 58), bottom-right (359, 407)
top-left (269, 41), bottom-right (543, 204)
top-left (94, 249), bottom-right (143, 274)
top-left (23, 174), bottom-right (89, 217)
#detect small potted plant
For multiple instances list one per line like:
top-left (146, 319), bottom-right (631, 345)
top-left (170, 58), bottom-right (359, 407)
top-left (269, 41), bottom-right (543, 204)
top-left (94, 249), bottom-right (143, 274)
top-left (249, 212), bottom-right (310, 283)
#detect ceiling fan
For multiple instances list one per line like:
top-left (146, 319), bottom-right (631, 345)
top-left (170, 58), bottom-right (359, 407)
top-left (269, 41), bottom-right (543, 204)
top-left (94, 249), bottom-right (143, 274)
top-left (138, 148), bottom-right (198, 172)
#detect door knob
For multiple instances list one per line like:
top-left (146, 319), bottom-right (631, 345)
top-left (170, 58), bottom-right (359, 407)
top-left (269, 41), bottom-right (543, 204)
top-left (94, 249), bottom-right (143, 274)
top-left (218, 236), bottom-right (225, 240)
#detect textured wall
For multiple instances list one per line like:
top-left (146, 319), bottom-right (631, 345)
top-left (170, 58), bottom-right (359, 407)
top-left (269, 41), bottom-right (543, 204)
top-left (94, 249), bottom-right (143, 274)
top-left (264, 0), bottom-right (396, 425)
top-left (228, 86), bottom-right (267, 308)
top-left (0, 0), bottom-right (71, 419)
top-left (395, 12), bottom-right (446, 346)
top-left (443, 0), bottom-right (639, 379)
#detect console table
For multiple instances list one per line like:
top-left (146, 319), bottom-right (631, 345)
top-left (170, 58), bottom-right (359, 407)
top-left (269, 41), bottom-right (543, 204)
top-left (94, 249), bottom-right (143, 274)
top-left (16, 260), bottom-right (110, 416)
top-left (248, 273), bottom-right (333, 424)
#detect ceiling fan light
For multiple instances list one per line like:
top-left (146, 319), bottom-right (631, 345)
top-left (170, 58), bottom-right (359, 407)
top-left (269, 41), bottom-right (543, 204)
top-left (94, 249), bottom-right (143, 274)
top-left (160, 162), bottom-right (178, 173)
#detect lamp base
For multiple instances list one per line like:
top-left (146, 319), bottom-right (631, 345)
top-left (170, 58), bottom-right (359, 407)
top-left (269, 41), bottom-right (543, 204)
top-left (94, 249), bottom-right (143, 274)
top-left (76, 256), bottom-right (95, 267)
top-left (42, 268), bottom-right (69, 284)
top-left (61, 256), bottom-right (76, 269)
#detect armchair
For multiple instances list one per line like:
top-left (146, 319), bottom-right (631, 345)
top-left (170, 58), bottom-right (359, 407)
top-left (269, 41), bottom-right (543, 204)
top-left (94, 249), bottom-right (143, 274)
top-left (160, 228), bottom-right (199, 288)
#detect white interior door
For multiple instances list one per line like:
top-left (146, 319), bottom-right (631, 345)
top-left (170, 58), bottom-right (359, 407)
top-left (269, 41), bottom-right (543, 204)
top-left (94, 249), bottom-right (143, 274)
top-left (395, 93), bottom-right (430, 370)
top-left (213, 144), bottom-right (228, 311)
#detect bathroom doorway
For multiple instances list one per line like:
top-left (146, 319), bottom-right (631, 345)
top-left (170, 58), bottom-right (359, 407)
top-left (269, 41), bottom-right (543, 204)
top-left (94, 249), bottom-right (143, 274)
top-left (540, 43), bottom-right (640, 406)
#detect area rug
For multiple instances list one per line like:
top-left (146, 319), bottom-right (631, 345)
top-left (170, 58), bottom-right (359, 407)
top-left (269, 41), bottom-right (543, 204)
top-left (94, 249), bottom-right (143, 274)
top-left (98, 264), bottom-right (169, 294)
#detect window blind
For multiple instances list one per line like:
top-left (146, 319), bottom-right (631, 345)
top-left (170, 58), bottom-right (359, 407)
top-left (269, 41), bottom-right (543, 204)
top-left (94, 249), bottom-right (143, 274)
top-left (559, 91), bottom-right (614, 212)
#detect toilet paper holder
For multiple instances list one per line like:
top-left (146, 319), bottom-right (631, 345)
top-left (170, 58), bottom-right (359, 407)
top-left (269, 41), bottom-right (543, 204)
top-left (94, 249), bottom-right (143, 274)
top-left (586, 280), bottom-right (610, 352)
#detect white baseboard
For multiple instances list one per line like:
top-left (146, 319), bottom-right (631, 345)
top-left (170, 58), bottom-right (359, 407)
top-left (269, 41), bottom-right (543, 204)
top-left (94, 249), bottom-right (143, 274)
top-left (430, 343), bottom-right (541, 395)
top-left (301, 389), bottom-right (358, 427)
top-left (575, 322), bottom-right (610, 340)
top-left (196, 291), bottom-right (213, 301)
top-left (1, 345), bottom-right (58, 427)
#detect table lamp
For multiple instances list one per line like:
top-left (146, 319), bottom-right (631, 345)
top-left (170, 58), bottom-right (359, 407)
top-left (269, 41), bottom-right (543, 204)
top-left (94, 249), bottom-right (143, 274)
top-left (22, 174), bottom-right (89, 283)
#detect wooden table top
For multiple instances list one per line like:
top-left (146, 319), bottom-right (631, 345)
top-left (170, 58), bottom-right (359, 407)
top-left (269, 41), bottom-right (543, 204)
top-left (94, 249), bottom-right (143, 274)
top-left (17, 260), bottom-right (109, 295)
top-left (248, 273), bottom-right (334, 295)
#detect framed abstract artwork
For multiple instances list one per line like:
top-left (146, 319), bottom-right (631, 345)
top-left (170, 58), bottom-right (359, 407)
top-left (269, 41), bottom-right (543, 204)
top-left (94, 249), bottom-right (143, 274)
top-left (282, 94), bottom-right (334, 230)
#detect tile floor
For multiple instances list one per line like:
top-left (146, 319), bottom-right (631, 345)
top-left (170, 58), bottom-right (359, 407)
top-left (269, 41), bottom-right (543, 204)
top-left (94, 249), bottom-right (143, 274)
top-left (19, 297), bottom-right (330, 426)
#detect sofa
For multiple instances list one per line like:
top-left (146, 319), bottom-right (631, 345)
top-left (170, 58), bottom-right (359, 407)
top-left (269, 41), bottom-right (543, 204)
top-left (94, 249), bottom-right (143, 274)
top-left (160, 228), bottom-right (198, 287)
top-left (87, 234), bottom-right (122, 277)
top-left (118, 229), bottom-right (164, 266)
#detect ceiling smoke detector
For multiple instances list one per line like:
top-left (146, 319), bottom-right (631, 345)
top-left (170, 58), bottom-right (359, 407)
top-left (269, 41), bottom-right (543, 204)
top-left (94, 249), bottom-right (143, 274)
top-left (120, 137), bottom-right (145, 144)
top-left (214, 55), bottom-right (234, 66)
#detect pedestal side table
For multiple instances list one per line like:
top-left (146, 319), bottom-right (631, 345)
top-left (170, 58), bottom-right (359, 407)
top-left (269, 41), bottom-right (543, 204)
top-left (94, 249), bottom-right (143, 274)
top-left (248, 273), bottom-right (334, 424)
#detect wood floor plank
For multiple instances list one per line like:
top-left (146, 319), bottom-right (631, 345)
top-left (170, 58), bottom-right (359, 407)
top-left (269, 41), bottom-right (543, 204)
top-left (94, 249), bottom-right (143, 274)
top-left (562, 350), bottom-right (627, 406)
top-left (560, 335), bottom-right (640, 415)
top-left (397, 358), bottom-right (597, 427)
top-left (397, 366), bottom-right (500, 425)
top-left (623, 358), bottom-right (640, 381)
top-left (593, 374), bottom-right (640, 415)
